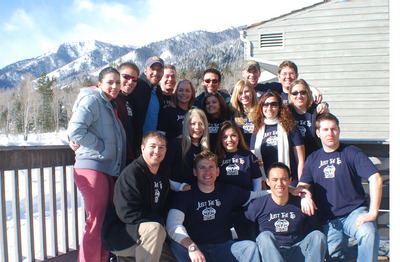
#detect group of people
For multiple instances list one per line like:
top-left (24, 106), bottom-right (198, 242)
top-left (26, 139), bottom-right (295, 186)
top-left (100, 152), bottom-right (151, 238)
top-left (67, 56), bottom-right (383, 262)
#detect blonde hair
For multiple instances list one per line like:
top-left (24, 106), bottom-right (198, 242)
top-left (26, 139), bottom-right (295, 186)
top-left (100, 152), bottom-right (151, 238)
top-left (172, 79), bottom-right (196, 108)
top-left (230, 80), bottom-right (258, 125)
top-left (181, 108), bottom-right (210, 165)
top-left (288, 79), bottom-right (313, 109)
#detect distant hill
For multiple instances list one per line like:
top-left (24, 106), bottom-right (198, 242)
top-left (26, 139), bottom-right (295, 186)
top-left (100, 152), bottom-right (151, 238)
top-left (0, 28), bottom-right (243, 89)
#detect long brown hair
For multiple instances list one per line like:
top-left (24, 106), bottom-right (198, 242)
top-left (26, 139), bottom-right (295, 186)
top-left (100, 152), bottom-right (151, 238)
top-left (202, 92), bottom-right (229, 121)
top-left (251, 91), bottom-right (296, 134)
top-left (215, 121), bottom-right (250, 163)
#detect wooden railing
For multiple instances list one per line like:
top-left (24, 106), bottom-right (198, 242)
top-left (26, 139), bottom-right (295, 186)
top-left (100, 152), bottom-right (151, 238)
top-left (0, 143), bottom-right (390, 261)
top-left (0, 146), bottom-right (83, 262)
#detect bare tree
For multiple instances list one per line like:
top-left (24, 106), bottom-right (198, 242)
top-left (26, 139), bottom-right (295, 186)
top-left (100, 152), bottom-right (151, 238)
top-left (14, 73), bottom-right (41, 141)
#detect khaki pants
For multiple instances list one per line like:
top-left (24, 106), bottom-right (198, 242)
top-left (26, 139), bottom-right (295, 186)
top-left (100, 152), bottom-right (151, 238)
top-left (112, 222), bottom-right (177, 262)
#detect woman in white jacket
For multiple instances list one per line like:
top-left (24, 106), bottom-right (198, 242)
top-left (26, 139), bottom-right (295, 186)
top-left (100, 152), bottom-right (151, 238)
top-left (250, 91), bottom-right (305, 187)
top-left (67, 67), bottom-right (126, 262)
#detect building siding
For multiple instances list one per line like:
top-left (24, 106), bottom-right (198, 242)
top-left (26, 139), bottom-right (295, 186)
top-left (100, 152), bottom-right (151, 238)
top-left (242, 0), bottom-right (389, 141)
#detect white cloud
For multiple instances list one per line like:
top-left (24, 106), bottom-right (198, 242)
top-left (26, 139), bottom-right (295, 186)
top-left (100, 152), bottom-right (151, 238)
top-left (3, 9), bottom-right (35, 32)
top-left (75, 0), bottom-right (94, 11)
top-left (3, 23), bottom-right (17, 32)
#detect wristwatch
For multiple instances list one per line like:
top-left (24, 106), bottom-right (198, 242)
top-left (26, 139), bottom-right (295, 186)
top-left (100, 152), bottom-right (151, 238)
top-left (188, 245), bottom-right (198, 252)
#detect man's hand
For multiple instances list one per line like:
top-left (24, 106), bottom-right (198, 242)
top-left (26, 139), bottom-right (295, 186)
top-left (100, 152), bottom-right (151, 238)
top-left (188, 249), bottom-right (206, 262)
top-left (316, 102), bottom-right (329, 114)
top-left (182, 184), bottom-right (191, 191)
top-left (355, 212), bottom-right (377, 229)
top-left (310, 85), bottom-right (322, 104)
top-left (289, 187), bottom-right (311, 198)
top-left (300, 194), bottom-right (317, 216)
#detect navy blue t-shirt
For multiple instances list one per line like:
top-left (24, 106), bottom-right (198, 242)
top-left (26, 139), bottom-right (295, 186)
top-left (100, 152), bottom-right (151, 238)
top-left (245, 194), bottom-right (306, 246)
top-left (163, 138), bottom-right (202, 185)
top-left (300, 143), bottom-right (379, 221)
top-left (162, 94), bottom-right (172, 108)
top-left (280, 91), bottom-right (289, 105)
top-left (207, 117), bottom-right (225, 152)
top-left (255, 82), bottom-right (282, 100)
top-left (122, 96), bottom-right (135, 152)
top-left (250, 124), bottom-right (304, 184)
top-left (236, 117), bottom-right (254, 148)
top-left (218, 149), bottom-right (262, 191)
top-left (290, 104), bottom-right (321, 157)
top-left (158, 105), bottom-right (187, 140)
top-left (172, 183), bottom-right (250, 244)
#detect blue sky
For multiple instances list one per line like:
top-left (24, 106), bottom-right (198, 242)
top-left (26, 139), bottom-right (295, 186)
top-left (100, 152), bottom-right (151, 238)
top-left (0, 0), bottom-right (327, 68)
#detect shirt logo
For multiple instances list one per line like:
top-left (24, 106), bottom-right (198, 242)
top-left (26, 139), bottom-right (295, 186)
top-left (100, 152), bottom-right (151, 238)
top-left (243, 122), bottom-right (254, 133)
top-left (266, 135), bottom-right (278, 146)
top-left (154, 181), bottom-right (163, 203)
top-left (202, 207), bottom-right (216, 221)
top-left (275, 219), bottom-right (289, 232)
top-left (298, 126), bottom-right (306, 137)
top-left (209, 124), bottom-right (219, 134)
top-left (125, 101), bottom-right (133, 116)
top-left (226, 164), bottom-right (239, 176)
top-left (324, 165), bottom-right (336, 179)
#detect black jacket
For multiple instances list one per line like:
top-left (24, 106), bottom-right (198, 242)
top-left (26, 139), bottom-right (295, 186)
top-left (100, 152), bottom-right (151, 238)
top-left (102, 155), bottom-right (170, 251)
top-left (127, 75), bottom-right (164, 156)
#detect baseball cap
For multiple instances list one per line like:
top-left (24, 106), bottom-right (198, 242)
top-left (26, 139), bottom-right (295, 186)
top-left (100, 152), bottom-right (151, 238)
top-left (145, 56), bottom-right (164, 68)
top-left (243, 60), bottom-right (261, 72)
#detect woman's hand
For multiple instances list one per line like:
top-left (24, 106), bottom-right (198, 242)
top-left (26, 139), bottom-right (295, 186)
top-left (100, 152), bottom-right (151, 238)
top-left (254, 158), bottom-right (264, 167)
top-left (69, 140), bottom-right (80, 151)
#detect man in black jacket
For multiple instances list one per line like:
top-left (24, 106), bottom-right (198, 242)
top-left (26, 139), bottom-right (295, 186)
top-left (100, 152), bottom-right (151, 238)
top-left (102, 131), bottom-right (176, 262)
top-left (128, 56), bottom-right (165, 157)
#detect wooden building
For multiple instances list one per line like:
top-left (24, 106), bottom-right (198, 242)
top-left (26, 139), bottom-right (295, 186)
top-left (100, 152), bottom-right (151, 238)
top-left (240, 0), bottom-right (389, 142)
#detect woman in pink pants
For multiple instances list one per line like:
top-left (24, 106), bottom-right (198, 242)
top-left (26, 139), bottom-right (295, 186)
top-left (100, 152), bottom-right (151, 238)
top-left (68, 67), bottom-right (126, 262)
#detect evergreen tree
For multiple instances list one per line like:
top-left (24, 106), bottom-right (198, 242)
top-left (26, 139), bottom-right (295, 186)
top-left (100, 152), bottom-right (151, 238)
top-left (82, 76), bottom-right (97, 87)
top-left (37, 72), bottom-right (57, 132)
top-left (109, 61), bottom-right (118, 69)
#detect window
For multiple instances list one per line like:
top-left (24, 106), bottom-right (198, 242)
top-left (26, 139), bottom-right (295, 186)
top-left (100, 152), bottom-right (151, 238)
top-left (259, 33), bottom-right (284, 48)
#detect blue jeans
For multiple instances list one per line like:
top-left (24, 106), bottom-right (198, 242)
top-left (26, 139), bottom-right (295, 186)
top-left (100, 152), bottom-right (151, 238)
top-left (322, 206), bottom-right (379, 262)
top-left (170, 239), bottom-right (260, 262)
top-left (256, 230), bottom-right (326, 262)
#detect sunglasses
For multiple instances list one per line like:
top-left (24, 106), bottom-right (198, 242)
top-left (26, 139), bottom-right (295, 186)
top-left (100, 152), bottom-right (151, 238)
top-left (263, 101), bottom-right (279, 108)
top-left (122, 74), bottom-right (138, 82)
top-left (291, 90), bottom-right (308, 96)
top-left (204, 79), bottom-right (219, 84)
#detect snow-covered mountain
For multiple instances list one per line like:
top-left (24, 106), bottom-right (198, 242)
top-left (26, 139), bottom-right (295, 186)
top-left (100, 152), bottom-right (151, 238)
top-left (0, 28), bottom-right (243, 89)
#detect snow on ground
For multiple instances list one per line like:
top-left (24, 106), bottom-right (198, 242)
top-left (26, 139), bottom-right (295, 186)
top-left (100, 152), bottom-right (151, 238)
top-left (0, 130), bottom-right (69, 147)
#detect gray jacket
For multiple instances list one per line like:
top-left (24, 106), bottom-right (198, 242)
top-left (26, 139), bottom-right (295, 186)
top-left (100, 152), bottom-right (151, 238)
top-left (67, 87), bottom-right (126, 176)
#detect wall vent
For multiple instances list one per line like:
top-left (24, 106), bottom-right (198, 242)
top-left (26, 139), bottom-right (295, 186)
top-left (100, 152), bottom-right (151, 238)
top-left (260, 33), bottom-right (284, 48)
